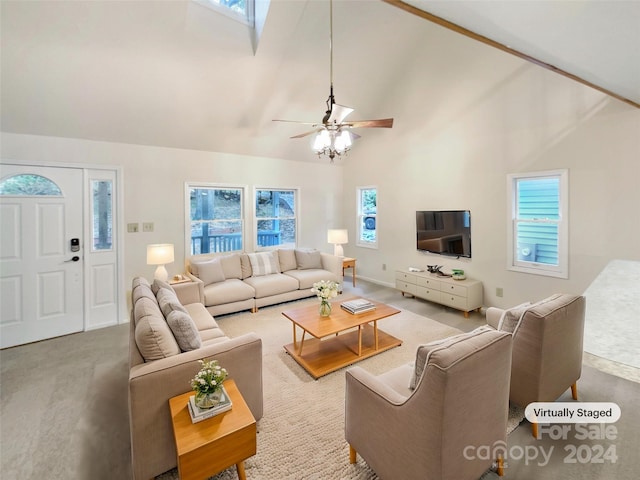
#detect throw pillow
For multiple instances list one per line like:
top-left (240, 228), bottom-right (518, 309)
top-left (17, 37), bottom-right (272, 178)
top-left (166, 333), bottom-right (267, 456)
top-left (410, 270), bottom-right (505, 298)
top-left (219, 253), bottom-right (243, 280)
top-left (151, 278), bottom-right (175, 296)
top-left (156, 288), bottom-right (188, 317)
top-left (196, 259), bottom-right (226, 286)
top-left (497, 301), bottom-right (532, 334)
top-left (278, 249), bottom-right (297, 272)
top-left (295, 248), bottom-right (323, 270)
top-left (166, 310), bottom-right (202, 352)
top-left (248, 251), bottom-right (281, 276)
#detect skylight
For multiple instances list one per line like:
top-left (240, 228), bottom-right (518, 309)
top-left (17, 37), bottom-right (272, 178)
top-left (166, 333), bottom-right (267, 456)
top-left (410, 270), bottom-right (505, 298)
top-left (195, 0), bottom-right (253, 26)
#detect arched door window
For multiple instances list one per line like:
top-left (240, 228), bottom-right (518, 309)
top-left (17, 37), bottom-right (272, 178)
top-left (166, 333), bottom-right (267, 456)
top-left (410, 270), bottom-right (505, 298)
top-left (0, 174), bottom-right (62, 196)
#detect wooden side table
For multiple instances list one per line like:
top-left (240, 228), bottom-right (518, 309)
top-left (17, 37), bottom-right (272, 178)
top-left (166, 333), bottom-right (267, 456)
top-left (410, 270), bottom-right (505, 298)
top-left (169, 379), bottom-right (256, 480)
top-left (342, 257), bottom-right (356, 287)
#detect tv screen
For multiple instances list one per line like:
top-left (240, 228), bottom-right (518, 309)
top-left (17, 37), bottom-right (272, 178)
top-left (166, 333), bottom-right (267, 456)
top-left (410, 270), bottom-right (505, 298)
top-left (416, 210), bottom-right (472, 258)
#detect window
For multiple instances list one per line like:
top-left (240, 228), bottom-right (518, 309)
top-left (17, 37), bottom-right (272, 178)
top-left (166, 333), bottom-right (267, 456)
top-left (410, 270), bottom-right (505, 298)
top-left (194, 0), bottom-right (254, 26)
top-left (0, 174), bottom-right (62, 196)
top-left (91, 180), bottom-right (113, 251)
top-left (357, 186), bottom-right (378, 248)
top-left (187, 185), bottom-right (244, 255)
top-left (255, 189), bottom-right (297, 249)
top-left (507, 170), bottom-right (568, 278)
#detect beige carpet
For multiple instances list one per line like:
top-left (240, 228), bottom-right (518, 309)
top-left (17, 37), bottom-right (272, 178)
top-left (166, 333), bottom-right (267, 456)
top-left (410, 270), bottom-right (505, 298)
top-left (157, 297), bottom-right (524, 480)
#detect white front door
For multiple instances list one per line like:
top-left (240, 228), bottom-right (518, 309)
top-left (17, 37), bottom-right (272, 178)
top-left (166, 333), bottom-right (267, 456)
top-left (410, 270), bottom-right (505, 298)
top-left (0, 165), bottom-right (84, 348)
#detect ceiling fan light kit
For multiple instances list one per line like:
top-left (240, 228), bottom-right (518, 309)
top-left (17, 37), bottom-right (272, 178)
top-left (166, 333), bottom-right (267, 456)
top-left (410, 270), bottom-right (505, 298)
top-left (273, 0), bottom-right (393, 163)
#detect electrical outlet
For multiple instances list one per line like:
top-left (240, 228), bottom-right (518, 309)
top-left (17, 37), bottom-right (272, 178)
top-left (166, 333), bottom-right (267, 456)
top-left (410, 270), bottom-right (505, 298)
top-left (127, 223), bottom-right (139, 233)
top-left (496, 287), bottom-right (504, 298)
top-left (382, 263), bottom-right (386, 271)
top-left (143, 222), bottom-right (154, 232)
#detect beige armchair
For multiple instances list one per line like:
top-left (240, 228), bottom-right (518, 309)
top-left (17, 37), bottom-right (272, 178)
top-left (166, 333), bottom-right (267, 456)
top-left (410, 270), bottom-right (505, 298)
top-left (345, 328), bottom-right (512, 480)
top-left (486, 293), bottom-right (586, 437)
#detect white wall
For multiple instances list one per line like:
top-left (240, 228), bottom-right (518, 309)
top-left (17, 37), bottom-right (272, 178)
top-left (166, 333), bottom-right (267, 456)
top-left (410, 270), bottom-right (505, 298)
top-left (341, 26), bottom-right (640, 308)
top-left (1, 133), bottom-right (344, 317)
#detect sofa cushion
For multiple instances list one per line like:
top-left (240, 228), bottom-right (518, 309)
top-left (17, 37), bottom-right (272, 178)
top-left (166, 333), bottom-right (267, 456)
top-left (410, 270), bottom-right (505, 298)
top-left (497, 301), bottom-right (531, 333)
top-left (295, 248), bottom-right (323, 269)
top-left (132, 277), bottom-right (157, 306)
top-left (278, 249), bottom-right (297, 272)
top-left (134, 297), bottom-right (181, 361)
top-left (156, 288), bottom-right (189, 317)
top-left (409, 326), bottom-right (493, 389)
top-left (203, 278), bottom-right (255, 306)
top-left (248, 251), bottom-right (281, 276)
top-left (185, 303), bottom-right (218, 331)
top-left (166, 310), bottom-right (202, 352)
top-left (197, 259), bottom-right (226, 286)
top-left (243, 273), bottom-right (299, 298)
top-left (239, 254), bottom-right (253, 279)
top-left (284, 269), bottom-right (339, 290)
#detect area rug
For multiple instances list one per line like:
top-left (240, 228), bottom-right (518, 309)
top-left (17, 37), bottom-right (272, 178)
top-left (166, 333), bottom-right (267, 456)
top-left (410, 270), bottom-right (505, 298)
top-left (157, 298), bottom-right (525, 480)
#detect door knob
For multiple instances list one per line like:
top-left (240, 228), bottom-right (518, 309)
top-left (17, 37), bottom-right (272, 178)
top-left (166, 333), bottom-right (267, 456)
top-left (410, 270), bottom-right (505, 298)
top-left (65, 256), bottom-right (80, 262)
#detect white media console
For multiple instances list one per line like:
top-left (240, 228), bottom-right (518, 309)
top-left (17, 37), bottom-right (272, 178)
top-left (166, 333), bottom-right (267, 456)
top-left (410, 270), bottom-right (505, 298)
top-left (395, 269), bottom-right (483, 318)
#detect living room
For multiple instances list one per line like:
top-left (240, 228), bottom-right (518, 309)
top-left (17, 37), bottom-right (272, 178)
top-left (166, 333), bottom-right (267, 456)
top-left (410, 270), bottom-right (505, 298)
top-left (1, 1), bottom-right (639, 479)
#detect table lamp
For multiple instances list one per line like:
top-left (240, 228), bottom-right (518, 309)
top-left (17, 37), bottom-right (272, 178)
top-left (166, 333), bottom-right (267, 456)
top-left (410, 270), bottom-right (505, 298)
top-left (327, 229), bottom-right (348, 257)
top-left (147, 243), bottom-right (174, 282)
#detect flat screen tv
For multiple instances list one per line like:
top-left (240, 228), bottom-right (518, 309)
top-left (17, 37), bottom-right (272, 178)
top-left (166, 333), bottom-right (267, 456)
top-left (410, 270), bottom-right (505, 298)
top-left (416, 210), bottom-right (472, 258)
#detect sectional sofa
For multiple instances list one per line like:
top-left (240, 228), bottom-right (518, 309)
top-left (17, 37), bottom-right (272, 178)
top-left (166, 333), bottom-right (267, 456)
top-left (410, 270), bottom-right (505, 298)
top-left (185, 248), bottom-right (343, 316)
top-left (128, 277), bottom-right (263, 480)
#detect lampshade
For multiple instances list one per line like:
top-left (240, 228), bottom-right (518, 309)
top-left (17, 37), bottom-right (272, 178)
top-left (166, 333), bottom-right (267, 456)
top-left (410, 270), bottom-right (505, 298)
top-left (146, 243), bottom-right (174, 282)
top-left (327, 229), bottom-right (348, 257)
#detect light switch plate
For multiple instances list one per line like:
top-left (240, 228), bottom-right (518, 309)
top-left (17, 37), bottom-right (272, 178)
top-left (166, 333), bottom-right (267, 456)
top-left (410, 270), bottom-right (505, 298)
top-left (127, 223), bottom-right (139, 233)
top-left (143, 222), bottom-right (154, 232)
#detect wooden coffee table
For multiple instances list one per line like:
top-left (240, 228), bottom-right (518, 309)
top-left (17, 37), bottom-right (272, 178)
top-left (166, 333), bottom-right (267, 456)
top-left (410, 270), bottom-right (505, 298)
top-left (169, 379), bottom-right (256, 480)
top-left (282, 298), bottom-right (402, 379)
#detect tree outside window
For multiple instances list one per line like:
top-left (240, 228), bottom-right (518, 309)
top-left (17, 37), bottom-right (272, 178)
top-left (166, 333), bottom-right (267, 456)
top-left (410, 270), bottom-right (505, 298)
top-left (255, 189), bottom-right (297, 249)
top-left (188, 185), bottom-right (243, 254)
top-left (357, 186), bottom-right (378, 248)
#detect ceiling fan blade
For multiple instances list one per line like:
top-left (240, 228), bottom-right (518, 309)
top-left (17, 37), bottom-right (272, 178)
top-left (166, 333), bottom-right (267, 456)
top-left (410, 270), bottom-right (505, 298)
top-left (327, 104), bottom-right (354, 124)
top-left (290, 128), bottom-right (322, 139)
top-left (345, 118), bottom-right (394, 129)
top-left (273, 119), bottom-right (319, 126)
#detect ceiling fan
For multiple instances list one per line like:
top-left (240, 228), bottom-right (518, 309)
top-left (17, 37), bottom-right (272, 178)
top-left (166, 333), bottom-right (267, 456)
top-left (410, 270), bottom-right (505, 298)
top-left (273, 0), bottom-right (393, 162)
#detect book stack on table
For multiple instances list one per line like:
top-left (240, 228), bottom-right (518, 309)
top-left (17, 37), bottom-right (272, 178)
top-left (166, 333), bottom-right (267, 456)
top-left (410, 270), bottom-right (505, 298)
top-left (187, 386), bottom-right (233, 423)
top-left (341, 298), bottom-right (376, 315)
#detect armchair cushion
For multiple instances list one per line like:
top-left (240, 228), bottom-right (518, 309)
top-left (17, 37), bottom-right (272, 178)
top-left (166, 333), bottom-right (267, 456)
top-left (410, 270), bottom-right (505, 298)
top-left (409, 326), bottom-right (493, 389)
top-left (497, 301), bottom-right (531, 333)
top-left (166, 310), bottom-right (202, 352)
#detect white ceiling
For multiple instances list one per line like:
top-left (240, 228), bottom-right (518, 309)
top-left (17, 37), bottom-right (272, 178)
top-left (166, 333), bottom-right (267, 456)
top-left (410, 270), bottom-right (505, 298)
top-left (1, 0), bottom-right (638, 163)
top-left (403, 0), bottom-right (640, 107)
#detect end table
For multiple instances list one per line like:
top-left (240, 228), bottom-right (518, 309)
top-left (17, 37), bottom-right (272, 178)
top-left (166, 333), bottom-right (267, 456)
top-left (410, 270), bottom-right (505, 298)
top-left (342, 257), bottom-right (356, 287)
top-left (169, 379), bottom-right (256, 480)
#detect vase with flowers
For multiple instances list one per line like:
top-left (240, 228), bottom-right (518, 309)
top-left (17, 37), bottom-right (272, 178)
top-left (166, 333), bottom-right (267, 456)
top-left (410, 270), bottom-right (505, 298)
top-left (311, 280), bottom-right (339, 317)
top-left (190, 359), bottom-right (228, 409)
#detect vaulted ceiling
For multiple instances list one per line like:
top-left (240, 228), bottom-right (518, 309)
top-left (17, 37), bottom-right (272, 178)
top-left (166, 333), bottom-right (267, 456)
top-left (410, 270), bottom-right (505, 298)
top-left (2, 0), bottom-right (638, 163)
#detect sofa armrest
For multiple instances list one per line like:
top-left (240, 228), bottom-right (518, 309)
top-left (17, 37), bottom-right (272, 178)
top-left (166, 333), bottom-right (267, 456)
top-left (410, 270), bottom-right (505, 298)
top-left (486, 307), bottom-right (504, 330)
top-left (179, 273), bottom-right (205, 304)
top-left (172, 279), bottom-right (203, 305)
top-left (128, 333), bottom-right (263, 480)
top-left (321, 253), bottom-right (343, 285)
